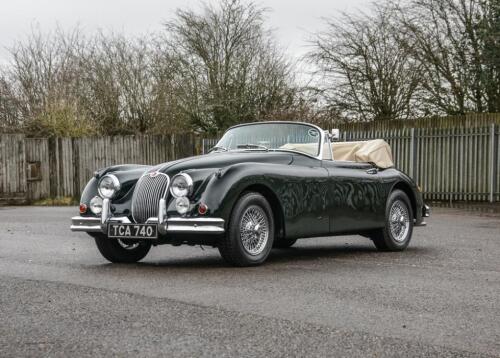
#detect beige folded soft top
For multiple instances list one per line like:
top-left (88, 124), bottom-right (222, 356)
top-left (280, 139), bottom-right (394, 168)
top-left (332, 139), bottom-right (394, 168)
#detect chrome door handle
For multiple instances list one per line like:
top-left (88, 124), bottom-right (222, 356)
top-left (366, 168), bottom-right (378, 175)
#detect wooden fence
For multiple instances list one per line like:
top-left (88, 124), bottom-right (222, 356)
top-left (0, 134), bottom-right (197, 204)
top-left (1, 123), bottom-right (499, 204)
top-left (203, 124), bottom-right (500, 203)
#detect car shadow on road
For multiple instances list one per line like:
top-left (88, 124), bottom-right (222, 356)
top-left (118, 243), bottom-right (434, 270)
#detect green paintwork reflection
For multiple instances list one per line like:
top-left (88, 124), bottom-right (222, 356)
top-left (80, 150), bottom-right (425, 241)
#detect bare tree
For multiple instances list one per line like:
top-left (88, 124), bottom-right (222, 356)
top-left (5, 26), bottom-right (97, 136)
top-left (308, 5), bottom-right (424, 121)
top-left (3, 28), bottom-right (189, 136)
top-left (79, 33), bottom-right (160, 135)
top-left (478, 0), bottom-right (500, 112)
top-left (395, 0), bottom-right (500, 114)
top-left (0, 73), bottom-right (20, 132)
top-left (163, 0), bottom-right (296, 132)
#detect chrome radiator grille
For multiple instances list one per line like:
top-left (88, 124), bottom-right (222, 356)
top-left (131, 173), bottom-right (170, 223)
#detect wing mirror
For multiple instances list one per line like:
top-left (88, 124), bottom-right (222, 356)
top-left (329, 129), bottom-right (340, 142)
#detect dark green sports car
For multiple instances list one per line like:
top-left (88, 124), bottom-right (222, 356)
top-left (71, 121), bottom-right (430, 266)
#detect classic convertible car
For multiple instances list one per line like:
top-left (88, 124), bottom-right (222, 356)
top-left (71, 121), bottom-right (430, 266)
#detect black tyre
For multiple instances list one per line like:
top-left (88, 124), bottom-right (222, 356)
top-left (371, 190), bottom-right (414, 251)
top-left (218, 192), bottom-right (274, 266)
top-left (273, 238), bottom-right (297, 248)
top-left (91, 234), bottom-right (152, 263)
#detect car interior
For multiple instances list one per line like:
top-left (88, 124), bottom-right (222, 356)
top-left (279, 139), bottom-right (394, 168)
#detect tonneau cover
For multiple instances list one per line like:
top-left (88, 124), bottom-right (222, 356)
top-left (332, 139), bottom-right (394, 168)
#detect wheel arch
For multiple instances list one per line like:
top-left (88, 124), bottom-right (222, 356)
top-left (238, 184), bottom-right (286, 240)
top-left (391, 181), bottom-right (417, 219)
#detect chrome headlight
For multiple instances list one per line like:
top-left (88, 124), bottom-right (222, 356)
top-left (98, 174), bottom-right (121, 199)
top-left (170, 173), bottom-right (193, 198)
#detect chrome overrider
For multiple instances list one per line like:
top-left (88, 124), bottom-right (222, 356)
top-left (70, 198), bottom-right (225, 235)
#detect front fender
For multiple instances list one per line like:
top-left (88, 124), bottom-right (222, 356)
top-left (80, 165), bottom-right (152, 216)
top-left (196, 162), bottom-right (330, 238)
top-left (201, 163), bottom-right (275, 221)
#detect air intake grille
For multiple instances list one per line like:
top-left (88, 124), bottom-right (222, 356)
top-left (131, 173), bottom-right (170, 223)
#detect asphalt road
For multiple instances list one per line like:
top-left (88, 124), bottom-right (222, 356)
top-left (0, 206), bottom-right (499, 357)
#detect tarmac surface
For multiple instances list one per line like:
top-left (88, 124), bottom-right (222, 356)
top-left (0, 206), bottom-right (499, 357)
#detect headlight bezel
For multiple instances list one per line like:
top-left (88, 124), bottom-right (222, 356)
top-left (170, 173), bottom-right (194, 198)
top-left (98, 174), bottom-right (121, 199)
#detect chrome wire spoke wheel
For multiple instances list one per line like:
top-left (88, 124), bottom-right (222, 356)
top-left (389, 200), bottom-right (410, 242)
top-left (239, 205), bottom-right (269, 256)
top-left (117, 239), bottom-right (140, 250)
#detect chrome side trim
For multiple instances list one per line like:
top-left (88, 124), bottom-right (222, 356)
top-left (166, 217), bottom-right (225, 233)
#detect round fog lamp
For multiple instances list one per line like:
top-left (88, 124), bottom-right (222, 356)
top-left (175, 196), bottom-right (190, 214)
top-left (90, 196), bottom-right (103, 215)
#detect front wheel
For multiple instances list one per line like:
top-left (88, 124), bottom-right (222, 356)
top-left (218, 192), bottom-right (274, 266)
top-left (371, 190), bottom-right (414, 251)
top-left (91, 234), bottom-right (152, 263)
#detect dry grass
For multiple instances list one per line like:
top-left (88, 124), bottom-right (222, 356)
top-left (32, 196), bottom-right (78, 206)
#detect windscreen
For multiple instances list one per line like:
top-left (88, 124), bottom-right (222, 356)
top-left (215, 123), bottom-right (321, 157)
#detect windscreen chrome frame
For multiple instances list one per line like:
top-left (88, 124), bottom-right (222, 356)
top-left (219, 121), bottom-right (325, 160)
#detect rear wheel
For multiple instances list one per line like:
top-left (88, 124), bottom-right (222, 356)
top-left (371, 190), bottom-right (413, 251)
top-left (91, 234), bottom-right (151, 263)
top-left (218, 192), bottom-right (274, 266)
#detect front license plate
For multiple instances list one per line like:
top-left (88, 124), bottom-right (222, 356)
top-left (108, 224), bottom-right (158, 239)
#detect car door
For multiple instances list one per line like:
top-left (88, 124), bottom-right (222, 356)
top-left (322, 160), bottom-right (386, 233)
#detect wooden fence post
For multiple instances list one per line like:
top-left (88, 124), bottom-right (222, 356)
top-left (48, 137), bottom-right (58, 198)
top-left (410, 128), bottom-right (417, 179)
top-left (490, 124), bottom-right (498, 203)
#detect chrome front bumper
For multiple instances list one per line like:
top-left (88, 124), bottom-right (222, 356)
top-left (70, 198), bottom-right (225, 235)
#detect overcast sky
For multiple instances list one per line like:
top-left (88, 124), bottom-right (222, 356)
top-left (0, 0), bottom-right (371, 65)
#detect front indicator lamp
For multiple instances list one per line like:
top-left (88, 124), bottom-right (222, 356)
top-left (198, 203), bottom-right (208, 215)
top-left (79, 203), bottom-right (87, 214)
